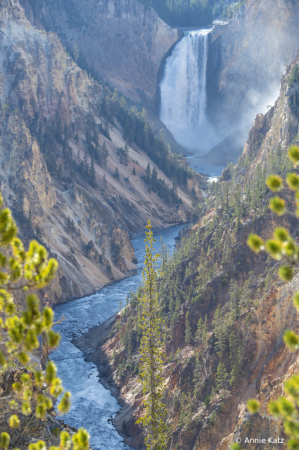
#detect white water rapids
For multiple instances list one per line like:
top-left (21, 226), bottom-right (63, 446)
top-left (160, 28), bottom-right (212, 150)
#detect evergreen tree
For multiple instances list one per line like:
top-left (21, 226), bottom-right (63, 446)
top-left (195, 317), bottom-right (203, 343)
top-left (83, 150), bottom-right (89, 174)
top-left (137, 220), bottom-right (168, 450)
top-left (101, 141), bottom-right (109, 166)
top-left (185, 311), bottom-right (192, 344)
top-left (151, 167), bottom-right (158, 191)
top-left (213, 305), bottom-right (226, 359)
top-left (145, 163), bottom-right (151, 185)
top-left (229, 331), bottom-right (243, 386)
top-left (229, 280), bottom-right (241, 321)
top-left (114, 166), bottom-right (120, 181)
top-left (89, 155), bottom-right (96, 187)
top-left (216, 362), bottom-right (228, 392)
top-left (103, 174), bottom-right (107, 189)
top-left (132, 167), bottom-right (136, 176)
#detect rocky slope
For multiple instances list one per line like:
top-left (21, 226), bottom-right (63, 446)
top-left (76, 51), bottom-right (299, 449)
top-left (19, 0), bottom-right (181, 105)
top-left (0, 0), bottom-right (203, 305)
top-left (207, 0), bottom-right (299, 140)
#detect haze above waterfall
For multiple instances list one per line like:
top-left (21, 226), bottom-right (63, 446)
top-left (160, 29), bottom-right (215, 152)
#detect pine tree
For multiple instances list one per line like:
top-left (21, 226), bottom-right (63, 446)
top-left (83, 150), bottom-right (89, 174)
top-left (137, 220), bottom-right (168, 450)
top-left (114, 166), bottom-right (120, 181)
top-left (132, 167), bottom-right (136, 176)
top-left (213, 305), bottom-right (226, 359)
top-left (229, 331), bottom-right (242, 386)
top-left (103, 174), bottom-right (107, 189)
top-left (185, 311), bottom-right (192, 344)
top-left (216, 362), bottom-right (228, 392)
top-left (101, 141), bottom-right (109, 166)
top-left (195, 317), bottom-right (203, 343)
top-left (146, 163), bottom-right (151, 185)
top-left (89, 155), bottom-right (96, 187)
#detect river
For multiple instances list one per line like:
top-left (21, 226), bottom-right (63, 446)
top-left (52, 224), bottom-right (185, 450)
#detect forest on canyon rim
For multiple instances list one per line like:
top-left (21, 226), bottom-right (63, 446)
top-left (2, 0), bottom-right (299, 449)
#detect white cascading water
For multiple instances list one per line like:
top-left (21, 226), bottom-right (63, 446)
top-left (160, 28), bottom-right (212, 150)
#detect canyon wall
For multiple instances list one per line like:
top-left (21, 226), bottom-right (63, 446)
top-left (0, 0), bottom-right (201, 305)
top-left (19, 0), bottom-right (181, 104)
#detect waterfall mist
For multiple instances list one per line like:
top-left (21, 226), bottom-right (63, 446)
top-left (160, 29), bottom-right (217, 152)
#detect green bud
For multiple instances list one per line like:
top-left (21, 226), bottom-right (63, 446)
top-left (282, 240), bottom-right (296, 257)
top-left (8, 415), bottom-right (20, 429)
top-left (12, 382), bottom-right (22, 393)
top-left (266, 175), bottom-right (283, 191)
top-left (265, 239), bottom-right (282, 258)
top-left (284, 420), bottom-right (299, 437)
top-left (247, 399), bottom-right (260, 414)
top-left (26, 294), bottom-right (39, 312)
top-left (294, 293), bottom-right (299, 311)
top-left (0, 351), bottom-right (7, 369)
top-left (22, 401), bottom-right (31, 416)
top-left (0, 433), bottom-right (10, 449)
top-left (20, 373), bottom-right (31, 387)
top-left (284, 330), bottom-right (299, 351)
top-left (35, 404), bottom-right (47, 419)
top-left (36, 441), bottom-right (46, 450)
top-left (24, 328), bottom-right (39, 351)
top-left (58, 392), bottom-right (71, 414)
top-left (49, 378), bottom-right (63, 398)
top-left (287, 173), bottom-right (299, 190)
top-left (72, 428), bottom-right (90, 450)
top-left (269, 197), bottom-right (286, 216)
top-left (285, 375), bottom-right (299, 399)
top-left (47, 330), bottom-right (61, 349)
top-left (279, 266), bottom-right (294, 282)
top-left (43, 307), bottom-right (54, 330)
top-left (34, 370), bottom-right (44, 388)
top-left (18, 351), bottom-right (30, 365)
top-left (278, 397), bottom-right (295, 418)
top-left (247, 234), bottom-right (264, 253)
top-left (45, 361), bottom-right (57, 385)
top-left (288, 145), bottom-right (299, 165)
top-left (60, 431), bottom-right (72, 450)
top-left (268, 400), bottom-right (280, 417)
top-left (23, 389), bottom-right (32, 401)
top-left (231, 445), bottom-right (241, 450)
top-left (274, 227), bottom-right (289, 242)
top-left (9, 400), bottom-right (18, 410)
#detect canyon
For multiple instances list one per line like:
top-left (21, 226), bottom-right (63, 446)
top-left (0, 0), bottom-right (204, 306)
top-left (1, 0), bottom-right (299, 449)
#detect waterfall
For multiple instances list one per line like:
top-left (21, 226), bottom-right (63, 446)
top-left (160, 28), bottom-right (212, 150)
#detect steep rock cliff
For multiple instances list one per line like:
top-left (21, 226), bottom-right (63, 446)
top-left (0, 0), bottom-right (201, 305)
top-left (19, 0), bottom-right (180, 104)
